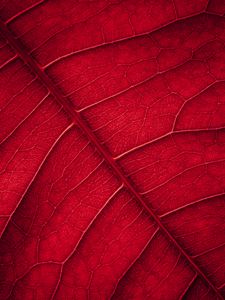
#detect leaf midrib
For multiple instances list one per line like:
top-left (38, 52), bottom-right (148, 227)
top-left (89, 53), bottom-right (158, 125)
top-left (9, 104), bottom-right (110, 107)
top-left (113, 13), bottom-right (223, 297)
top-left (0, 19), bottom-right (222, 299)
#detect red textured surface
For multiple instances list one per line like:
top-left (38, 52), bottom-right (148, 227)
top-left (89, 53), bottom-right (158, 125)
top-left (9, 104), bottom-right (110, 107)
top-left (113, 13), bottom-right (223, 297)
top-left (0, 1), bottom-right (225, 299)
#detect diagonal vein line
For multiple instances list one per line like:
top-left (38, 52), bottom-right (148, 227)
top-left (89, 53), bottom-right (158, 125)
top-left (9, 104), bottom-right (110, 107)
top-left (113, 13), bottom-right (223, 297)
top-left (42, 12), bottom-right (223, 69)
top-left (5, 0), bottom-right (45, 24)
top-left (0, 123), bottom-right (74, 239)
top-left (50, 185), bottom-right (124, 300)
top-left (178, 273), bottom-right (198, 300)
top-left (110, 228), bottom-right (159, 299)
top-left (0, 20), bottom-right (223, 299)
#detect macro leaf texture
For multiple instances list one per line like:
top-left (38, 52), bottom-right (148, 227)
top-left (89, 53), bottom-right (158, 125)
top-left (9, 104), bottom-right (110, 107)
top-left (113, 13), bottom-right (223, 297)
top-left (0, 0), bottom-right (225, 299)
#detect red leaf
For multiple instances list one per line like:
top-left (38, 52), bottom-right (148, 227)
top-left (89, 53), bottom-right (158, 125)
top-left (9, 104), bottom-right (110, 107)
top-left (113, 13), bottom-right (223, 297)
top-left (0, 1), bottom-right (225, 299)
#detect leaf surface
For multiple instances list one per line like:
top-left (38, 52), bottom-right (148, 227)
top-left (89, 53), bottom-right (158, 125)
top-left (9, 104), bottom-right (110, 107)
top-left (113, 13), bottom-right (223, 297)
top-left (0, 1), bottom-right (225, 299)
